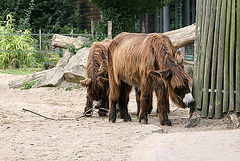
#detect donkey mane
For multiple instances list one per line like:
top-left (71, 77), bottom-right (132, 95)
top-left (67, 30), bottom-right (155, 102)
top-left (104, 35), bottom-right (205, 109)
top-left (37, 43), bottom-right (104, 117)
top-left (86, 41), bottom-right (109, 79)
top-left (145, 33), bottom-right (191, 88)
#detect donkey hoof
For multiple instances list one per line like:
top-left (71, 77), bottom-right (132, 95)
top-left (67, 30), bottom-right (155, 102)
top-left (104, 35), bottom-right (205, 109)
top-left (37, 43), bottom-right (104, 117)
top-left (123, 115), bottom-right (132, 122)
top-left (109, 117), bottom-right (116, 123)
top-left (161, 119), bottom-right (172, 126)
top-left (140, 119), bottom-right (148, 124)
top-left (123, 118), bottom-right (131, 122)
top-left (98, 111), bottom-right (107, 117)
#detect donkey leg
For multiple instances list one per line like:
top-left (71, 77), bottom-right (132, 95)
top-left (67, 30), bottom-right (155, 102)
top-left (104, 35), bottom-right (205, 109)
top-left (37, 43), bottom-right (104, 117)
top-left (139, 95), bottom-right (150, 124)
top-left (108, 94), bottom-right (117, 123)
top-left (139, 86), bottom-right (151, 124)
top-left (119, 82), bottom-right (132, 122)
top-left (84, 94), bottom-right (93, 117)
top-left (157, 99), bottom-right (171, 126)
top-left (136, 87), bottom-right (153, 117)
top-left (135, 87), bottom-right (140, 117)
top-left (155, 86), bottom-right (171, 126)
top-left (148, 92), bottom-right (153, 114)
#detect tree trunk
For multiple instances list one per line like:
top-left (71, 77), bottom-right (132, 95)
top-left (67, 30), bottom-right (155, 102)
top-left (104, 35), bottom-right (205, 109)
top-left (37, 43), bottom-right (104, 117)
top-left (52, 34), bottom-right (89, 49)
top-left (164, 24), bottom-right (195, 49)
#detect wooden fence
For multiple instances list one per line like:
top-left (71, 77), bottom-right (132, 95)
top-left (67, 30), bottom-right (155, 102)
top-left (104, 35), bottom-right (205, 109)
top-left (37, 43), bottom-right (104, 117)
top-left (193, 0), bottom-right (239, 118)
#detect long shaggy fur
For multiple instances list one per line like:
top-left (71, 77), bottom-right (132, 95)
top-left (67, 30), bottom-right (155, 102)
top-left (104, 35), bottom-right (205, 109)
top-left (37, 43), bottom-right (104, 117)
top-left (107, 33), bottom-right (192, 125)
top-left (81, 38), bottom-right (112, 116)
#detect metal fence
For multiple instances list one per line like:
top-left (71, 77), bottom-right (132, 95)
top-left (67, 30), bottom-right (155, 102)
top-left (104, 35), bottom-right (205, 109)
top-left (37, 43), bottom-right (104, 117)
top-left (0, 32), bottom-right (92, 54)
top-left (0, 31), bottom-right (194, 62)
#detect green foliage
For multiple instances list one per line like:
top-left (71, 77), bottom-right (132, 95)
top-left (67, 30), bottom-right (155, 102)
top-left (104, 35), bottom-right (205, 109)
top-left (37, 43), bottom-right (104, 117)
top-left (48, 52), bottom-right (60, 65)
top-left (92, 0), bottom-right (170, 36)
top-left (0, 68), bottom-right (42, 75)
top-left (0, 0), bottom-right (73, 33)
top-left (21, 80), bottom-right (38, 90)
top-left (0, 13), bottom-right (37, 69)
top-left (66, 45), bottom-right (79, 54)
top-left (65, 87), bottom-right (73, 91)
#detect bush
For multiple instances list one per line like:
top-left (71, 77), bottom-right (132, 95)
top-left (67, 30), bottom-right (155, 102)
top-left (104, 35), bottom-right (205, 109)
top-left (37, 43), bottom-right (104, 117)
top-left (0, 13), bottom-right (37, 69)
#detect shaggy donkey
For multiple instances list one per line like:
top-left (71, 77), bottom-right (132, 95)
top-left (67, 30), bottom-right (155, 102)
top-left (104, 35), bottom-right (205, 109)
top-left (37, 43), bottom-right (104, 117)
top-left (135, 49), bottom-right (185, 117)
top-left (107, 32), bottom-right (195, 125)
top-left (80, 38), bottom-right (112, 116)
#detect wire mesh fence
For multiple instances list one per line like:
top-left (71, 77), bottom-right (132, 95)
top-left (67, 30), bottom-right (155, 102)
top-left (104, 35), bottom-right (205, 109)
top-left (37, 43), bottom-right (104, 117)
top-left (0, 31), bottom-right (194, 69)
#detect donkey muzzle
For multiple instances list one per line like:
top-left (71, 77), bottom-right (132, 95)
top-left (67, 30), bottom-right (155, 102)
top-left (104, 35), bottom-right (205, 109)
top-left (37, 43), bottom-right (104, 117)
top-left (183, 93), bottom-right (195, 107)
top-left (93, 100), bottom-right (102, 108)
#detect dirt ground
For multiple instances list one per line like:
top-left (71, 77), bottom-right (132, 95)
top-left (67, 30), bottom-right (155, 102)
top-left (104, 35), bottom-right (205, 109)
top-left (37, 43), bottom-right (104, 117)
top-left (0, 73), bottom-right (238, 161)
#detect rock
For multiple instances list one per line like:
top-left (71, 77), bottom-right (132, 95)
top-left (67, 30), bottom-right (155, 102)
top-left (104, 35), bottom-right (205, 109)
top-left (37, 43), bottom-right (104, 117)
top-left (185, 110), bottom-right (201, 128)
top-left (73, 36), bottom-right (89, 49)
top-left (151, 127), bottom-right (164, 133)
top-left (33, 68), bottom-right (65, 87)
top-left (63, 47), bottom-right (90, 83)
top-left (8, 70), bottom-right (50, 88)
top-left (229, 113), bottom-right (240, 128)
top-left (52, 34), bottom-right (89, 49)
top-left (56, 49), bottom-right (74, 68)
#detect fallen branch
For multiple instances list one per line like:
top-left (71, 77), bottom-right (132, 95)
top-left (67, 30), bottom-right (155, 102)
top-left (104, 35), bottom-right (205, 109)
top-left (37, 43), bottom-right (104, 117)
top-left (22, 107), bottom-right (109, 121)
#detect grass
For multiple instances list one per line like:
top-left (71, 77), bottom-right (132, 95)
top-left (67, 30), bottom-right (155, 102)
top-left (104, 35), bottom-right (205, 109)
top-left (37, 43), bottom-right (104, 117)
top-left (0, 68), bottom-right (43, 75)
top-left (21, 80), bottom-right (38, 90)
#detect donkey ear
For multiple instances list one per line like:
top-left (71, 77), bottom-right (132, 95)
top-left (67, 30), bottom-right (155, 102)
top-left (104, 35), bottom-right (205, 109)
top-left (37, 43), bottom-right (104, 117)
top-left (80, 78), bottom-right (92, 87)
top-left (97, 76), bottom-right (109, 85)
top-left (98, 60), bottom-right (107, 76)
top-left (175, 50), bottom-right (184, 69)
top-left (149, 69), bottom-right (172, 79)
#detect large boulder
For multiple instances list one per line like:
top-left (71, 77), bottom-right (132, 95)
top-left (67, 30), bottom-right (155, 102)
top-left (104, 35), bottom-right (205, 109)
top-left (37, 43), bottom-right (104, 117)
top-left (33, 68), bottom-right (65, 87)
top-left (64, 47), bottom-right (89, 83)
top-left (52, 34), bottom-right (89, 49)
top-left (8, 48), bottom-right (90, 88)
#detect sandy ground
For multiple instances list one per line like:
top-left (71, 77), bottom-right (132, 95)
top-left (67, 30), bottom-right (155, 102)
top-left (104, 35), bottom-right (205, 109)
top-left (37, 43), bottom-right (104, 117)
top-left (0, 73), bottom-right (239, 161)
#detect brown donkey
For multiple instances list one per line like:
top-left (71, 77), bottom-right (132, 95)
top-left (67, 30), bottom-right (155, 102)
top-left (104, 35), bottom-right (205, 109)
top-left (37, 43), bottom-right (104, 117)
top-left (80, 38), bottom-right (112, 116)
top-left (107, 32), bottom-right (195, 125)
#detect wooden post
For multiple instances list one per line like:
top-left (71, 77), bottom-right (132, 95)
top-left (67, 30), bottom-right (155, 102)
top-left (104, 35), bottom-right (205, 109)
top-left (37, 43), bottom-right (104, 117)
top-left (91, 20), bottom-right (94, 37)
top-left (201, 0), bottom-right (216, 117)
top-left (215, 0), bottom-right (227, 118)
top-left (70, 29), bottom-right (73, 38)
top-left (193, 0), bottom-right (203, 110)
top-left (108, 21), bottom-right (112, 39)
top-left (145, 13), bottom-right (149, 34)
top-left (236, 0), bottom-right (240, 112)
top-left (196, 0), bottom-right (209, 112)
top-left (223, 0), bottom-right (232, 113)
top-left (229, 0), bottom-right (235, 112)
top-left (39, 29), bottom-right (41, 50)
top-left (141, 14), bottom-right (145, 33)
top-left (208, 0), bottom-right (222, 118)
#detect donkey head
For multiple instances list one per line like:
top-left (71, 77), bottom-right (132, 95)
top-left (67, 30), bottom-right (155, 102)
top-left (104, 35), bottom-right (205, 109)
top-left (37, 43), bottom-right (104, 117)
top-left (149, 68), bottom-right (195, 108)
top-left (80, 76), bottom-right (109, 108)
